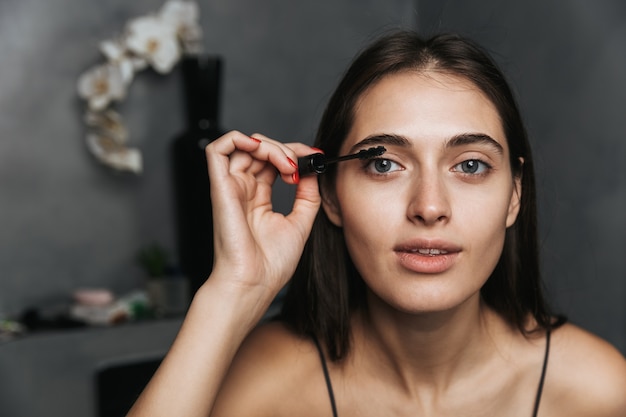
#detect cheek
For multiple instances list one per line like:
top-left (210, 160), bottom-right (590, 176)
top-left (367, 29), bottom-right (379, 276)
top-left (335, 182), bottom-right (402, 263)
top-left (450, 179), bottom-right (515, 223)
top-left (452, 184), bottom-right (512, 263)
top-left (339, 193), bottom-right (390, 245)
top-left (336, 176), bottom-right (406, 227)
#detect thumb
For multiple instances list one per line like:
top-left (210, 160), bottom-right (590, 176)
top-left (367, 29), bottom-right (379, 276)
top-left (286, 174), bottom-right (322, 238)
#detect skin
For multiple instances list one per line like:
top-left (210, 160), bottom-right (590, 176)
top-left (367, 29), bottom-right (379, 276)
top-left (127, 72), bottom-right (626, 417)
top-left (325, 71), bottom-right (521, 316)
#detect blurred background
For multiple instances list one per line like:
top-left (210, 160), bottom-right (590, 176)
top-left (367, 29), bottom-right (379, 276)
top-left (0, 0), bottom-right (624, 415)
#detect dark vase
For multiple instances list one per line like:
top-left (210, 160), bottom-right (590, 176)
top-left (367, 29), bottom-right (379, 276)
top-left (171, 55), bottom-right (225, 296)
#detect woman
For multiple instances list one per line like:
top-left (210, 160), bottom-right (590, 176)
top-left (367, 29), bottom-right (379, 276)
top-left (128, 31), bottom-right (626, 417)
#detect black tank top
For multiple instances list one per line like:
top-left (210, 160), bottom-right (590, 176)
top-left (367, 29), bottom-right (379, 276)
top-left (314, 330), bottom-right (551, 417)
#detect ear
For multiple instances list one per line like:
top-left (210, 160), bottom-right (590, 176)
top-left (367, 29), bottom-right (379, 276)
top-left (322, 193), bottom-right (343, 227)
top-left (506, 157), bottom-right (523, 228)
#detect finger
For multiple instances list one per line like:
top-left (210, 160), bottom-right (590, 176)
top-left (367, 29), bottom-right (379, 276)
top-left (287, 173), bottom-right (322, 236)
top-left (228, 149), bottom-right (259, 174)
top-left (206, 131), bottom-right (316, 192)
top-left (230, 147), bottom-right (286, 178)
top-left (241, 136), bottom-right (311, 185)
top-left (206, 131), bottom-right (262, 181)
top-left (278, 142), bottom-right (322, 185)
top-left (279, 143), bottom-right (323, 236)
top-left (227, 149), bottom-right (285, 190)
top-left (207, 131), bottom-right (297, 177)
top-left (244, 134), bottom-right (301, 177)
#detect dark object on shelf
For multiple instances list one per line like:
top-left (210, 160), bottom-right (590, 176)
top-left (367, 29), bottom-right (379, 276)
top-left (171, 55), bottom-right (225, 296)
top-left (20, 307), bottom-right (86, 331)
top-left (96, 357), bottom-right (162, 417)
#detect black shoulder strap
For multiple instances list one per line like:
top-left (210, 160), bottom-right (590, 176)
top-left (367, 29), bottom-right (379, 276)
top-left (313, 337), bottom-right (339, 417)
top-left (531, 328), bottom-right (551, 417)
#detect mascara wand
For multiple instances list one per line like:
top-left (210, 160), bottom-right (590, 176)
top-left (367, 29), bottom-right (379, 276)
top-left (298, 146), bottom-right (386, 177)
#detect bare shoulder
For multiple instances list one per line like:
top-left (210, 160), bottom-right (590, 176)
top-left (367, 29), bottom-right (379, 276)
top-left (210, 321), bottom-right (330, 417)
top-left (228, 319), bottom-right (318, 369)
top-left (542, 322), bottom-right (626, 416)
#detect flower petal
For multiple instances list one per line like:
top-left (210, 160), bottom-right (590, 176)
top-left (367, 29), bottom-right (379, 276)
top-left (149, 36), bottom-right (180, 73)
top-left (117, 60), bottom-right (135, 85)
top-left (77, 64), bottom-right (127, 110)
top-left (126, 15), bottom-right (176, 55)
top-left (100, 39), bottom-right (125, 61)
top-left (86, 133), bottom-right (143, 173)
top-left (160, 0), bottom-right (199, 26)
top-left (131, 57), bottom-right (148, 71)
top-left (88, 96), bottom-right (109, 111)
top-left (84, 109), bottom-right (129, 144)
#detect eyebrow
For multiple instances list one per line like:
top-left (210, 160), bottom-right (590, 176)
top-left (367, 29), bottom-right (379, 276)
top-left (446, 133), bottom-right (504, 154)
top-left (348, 134), bottom-right (411, 154)
top-left (348, 132), bottom-right (504, 155)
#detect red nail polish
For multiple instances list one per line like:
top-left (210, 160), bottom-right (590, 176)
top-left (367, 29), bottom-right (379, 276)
top-left (287, 157), bottom-right (298, 169)
top-left (311, 147), bottom-right (325, 154)
top-left (249, 136), bottom-right (262, 143)
top-left (292, 171), bottom-right (300, 184)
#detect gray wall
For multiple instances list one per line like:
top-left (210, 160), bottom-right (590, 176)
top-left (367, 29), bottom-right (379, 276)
top-left (0, 2), bottom-right (624, 412)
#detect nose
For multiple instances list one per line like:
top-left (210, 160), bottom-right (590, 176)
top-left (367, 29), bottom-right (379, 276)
top-left (406, 174), bottom-right (451, 225)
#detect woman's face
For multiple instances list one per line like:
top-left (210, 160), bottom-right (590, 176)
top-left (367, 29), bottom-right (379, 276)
top-left (323, 71), bottom-right (521, 314)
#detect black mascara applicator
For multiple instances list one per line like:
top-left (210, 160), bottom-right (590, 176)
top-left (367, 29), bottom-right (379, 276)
top-left (297, 146), bottom-right (386, 177)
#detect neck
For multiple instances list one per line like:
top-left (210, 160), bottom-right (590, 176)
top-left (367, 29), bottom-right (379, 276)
top-left (354, 292), bottom-right (505, 393)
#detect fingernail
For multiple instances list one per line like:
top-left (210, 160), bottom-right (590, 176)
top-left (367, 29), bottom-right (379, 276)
top-left (311, 147), bottom-right (325, 154)
top-left (287, 157), bottom-right (298, 169)
top-left (292, 171), bottom-right (300, 184)
top-left (249, 136), bottom-right (262, 143)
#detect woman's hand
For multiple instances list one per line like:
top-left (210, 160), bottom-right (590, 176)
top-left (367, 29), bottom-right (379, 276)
top-left (126, 132), bottom-right (320, 417)
top-left (205, 131), bottom-right (321, 303)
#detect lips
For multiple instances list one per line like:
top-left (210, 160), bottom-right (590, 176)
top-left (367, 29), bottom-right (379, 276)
top-left (394, 239), bottom-right (461, 274)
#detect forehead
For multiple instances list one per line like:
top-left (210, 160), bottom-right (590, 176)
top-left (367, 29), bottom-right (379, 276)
top-left (345, 71), bottom-right (507, 151)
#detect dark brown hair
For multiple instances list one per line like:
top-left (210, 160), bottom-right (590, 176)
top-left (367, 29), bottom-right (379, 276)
top-left (281, 31), bottom-right (562, 361)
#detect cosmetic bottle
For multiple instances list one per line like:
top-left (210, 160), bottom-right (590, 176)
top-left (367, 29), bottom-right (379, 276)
top-left (170, 55), bottom-right (224, 296)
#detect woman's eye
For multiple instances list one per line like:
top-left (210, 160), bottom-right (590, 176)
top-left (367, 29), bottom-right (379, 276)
top-left (365, 158), bottom-right (401, 174)
top-left (453, 159), bottom-right (490, 175)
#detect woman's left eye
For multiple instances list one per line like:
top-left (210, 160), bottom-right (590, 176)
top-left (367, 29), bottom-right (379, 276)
top-left (453, 159), bottom-right (491, 175)
top-left (364, 158), bottom-right (402, 174)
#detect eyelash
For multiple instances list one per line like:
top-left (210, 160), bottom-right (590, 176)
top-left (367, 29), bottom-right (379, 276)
top-left (361, 157), bottom-right (493, 177)
top-left (451, 159), bottom-right (493, 176)
top-left (362, 158), bottom-right (402, 176)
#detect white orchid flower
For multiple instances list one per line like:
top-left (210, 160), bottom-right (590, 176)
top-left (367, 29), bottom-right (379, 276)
top-left (125, 15), bottom-right (180, 74)
top-left (86, 133), bottom-right (143, 174)
top-left (77, 0), bottom-right (206, 175)
top-left (99, 39), bottom-right (147, 85)
top-left (84, 109), bottom-right (129, 144)
top-left (77, 63), bottom-right (126, 111)
top-left (160, 0), bottom-right (203, 53)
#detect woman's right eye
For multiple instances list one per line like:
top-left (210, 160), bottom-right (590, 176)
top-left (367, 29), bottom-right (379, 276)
top-left (364, 158), bottom-right (402, 175)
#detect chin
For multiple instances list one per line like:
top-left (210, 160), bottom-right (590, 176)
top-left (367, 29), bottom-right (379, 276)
top-left (367, 284), bottom-right (477, 317)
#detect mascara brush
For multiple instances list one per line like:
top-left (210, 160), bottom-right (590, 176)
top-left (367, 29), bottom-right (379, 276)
top-left (297, 146), bottom-right (386, 177)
